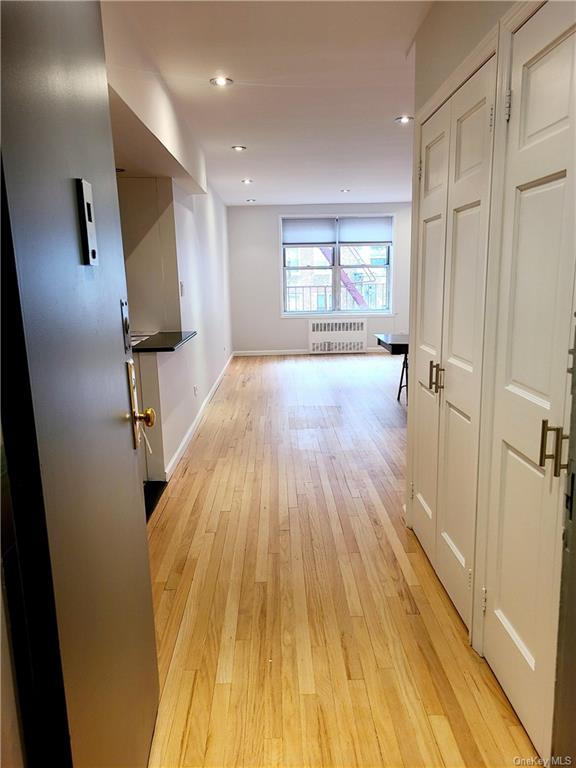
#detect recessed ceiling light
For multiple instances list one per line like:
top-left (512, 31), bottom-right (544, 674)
top-left (210, 76), bottom-right (233, 87)
top-left (241, 178), bottom-right (253, 185)
top-left (232, 145), bottom-right (247, 152)
top-left (395, 115), bottom-right (414, 124)
top-left (340, 188), bottom-right (351, 193)
top-left (246, 199), bottom-right (256, 203)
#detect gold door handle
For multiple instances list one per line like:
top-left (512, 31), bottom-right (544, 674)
top-left (553, 426), bottom-right (569, 478)
top-left (539, 420), bottom-right (555, 468)
top-left (126, 359), bottom-right (156, 449)
top-left (135, 407), bottom-right (156, 428)
top-left (427, 360), bottom-right (444, 393)
top-left (428, 360), bottom-right (435, 390)
top-left (539, 419), bottom-right (569, 477)
top-left (434, 364), bottom-right (445, 394)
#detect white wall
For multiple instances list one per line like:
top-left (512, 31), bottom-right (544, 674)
top-left (414, 1), bottom-right (513, 110)
top-left (102, 2), bottom-right (207, 192)
top-left (155, 182), bottom-right (232, 475)
top-left (118, 177), bottom-right (181, 334)
top-left (103, 2), bottom-right (231, 478)
top-left (228, 202), bottom-right (411, 354)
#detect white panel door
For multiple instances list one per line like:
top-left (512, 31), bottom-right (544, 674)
top-left (484, 2), bottom-right (576, 757)
top-left (436, 57), bottom-right (496, 626)
top-left (412, 101), bottom-right (451, 560)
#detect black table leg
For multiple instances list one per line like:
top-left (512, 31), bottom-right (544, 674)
top-left (397, 353), bottom-right (408, 402)
top-left (405, 353), bottom-right (408, 404)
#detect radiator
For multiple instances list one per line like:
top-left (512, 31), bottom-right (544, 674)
top-left (308, 319), bottom-right (367, 353)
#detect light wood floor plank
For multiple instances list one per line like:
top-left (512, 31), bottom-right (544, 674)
top-left (148, 354), bottom-right (538, 767)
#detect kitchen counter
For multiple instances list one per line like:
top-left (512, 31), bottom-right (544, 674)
top-left (130, 329), bottom-right (199, 482)
top-left (132, 330), bottom-right (197, 353)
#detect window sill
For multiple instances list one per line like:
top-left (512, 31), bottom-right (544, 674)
top-left (281, 311), bottom-right (397, 319)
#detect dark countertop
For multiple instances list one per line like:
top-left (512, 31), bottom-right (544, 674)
top-left (132, 330), bottom-right (197, 353)
top-left (374, 333), bottom-right (409, 354)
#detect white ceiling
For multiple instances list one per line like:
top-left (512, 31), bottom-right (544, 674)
top-left (105, 2), bottom-right (431, 205)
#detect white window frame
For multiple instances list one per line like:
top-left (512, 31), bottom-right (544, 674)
top-left (280, 214), bottom-right (395, 318)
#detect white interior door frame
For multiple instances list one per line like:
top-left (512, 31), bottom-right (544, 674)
top-left (406, 1), bottom-right (545, 641)
top-left (406, 24), bottom-right (500, 535)
top-left (406, 26), bottom-right (499, 532)
top-left (471, 0), bottom-right (553, 656)
top-left (474, 3), bottom-right (576, 752)
top-left (436, 56), bottom-right (497, 628)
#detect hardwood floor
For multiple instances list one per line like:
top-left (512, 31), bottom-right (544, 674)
top-left (147, 354), bottom-right (536, 768)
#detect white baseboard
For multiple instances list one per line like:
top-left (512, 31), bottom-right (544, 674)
top-left (233, 349), bottom-right (308, 357)
top-left (164, 354), bottom-right (233, 480)
top-left (234, 348), bottom-right (386, 356)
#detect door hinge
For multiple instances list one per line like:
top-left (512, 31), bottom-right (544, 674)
top-left (504, 89), bottom-right (512, 123)
top-left (481, 586), bottom-right (488, 614)
top-left (410, 481), bottom-right (414, 500)
top-left (417, 159), bottom-right (422, 182)
top-left (488, 104), bottom-right (494, 132)
top-left (468, 569), bottom-right (473, 589)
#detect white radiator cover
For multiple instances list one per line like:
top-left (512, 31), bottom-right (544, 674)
top-left (308, 319), bottom-right (367, 353)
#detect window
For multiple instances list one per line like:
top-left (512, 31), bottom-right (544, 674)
top-left (282, 216), bottom-right (392, 314)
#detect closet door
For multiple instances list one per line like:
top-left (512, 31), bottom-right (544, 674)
top-left (435, 57), bottom-right (496, 626)
top-left (411, 101), bottom-right (451, 560)
top-left (484, 2), bottom-right (575, 756)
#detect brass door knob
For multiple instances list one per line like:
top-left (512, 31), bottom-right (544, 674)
top-left (135, 407), bottom-right (156, 428)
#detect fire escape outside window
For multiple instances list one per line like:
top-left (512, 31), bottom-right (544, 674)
top-left (281, 216), bottom-right (393, 314)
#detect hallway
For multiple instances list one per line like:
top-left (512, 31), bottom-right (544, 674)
top-left (147, 354), bottom-right (536, 768)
